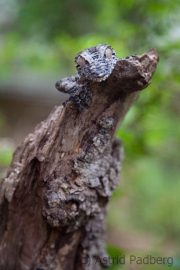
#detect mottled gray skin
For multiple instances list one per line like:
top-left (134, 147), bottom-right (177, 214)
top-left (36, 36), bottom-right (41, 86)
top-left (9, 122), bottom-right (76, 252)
top-left (55, 44), bottom-right (118, 112)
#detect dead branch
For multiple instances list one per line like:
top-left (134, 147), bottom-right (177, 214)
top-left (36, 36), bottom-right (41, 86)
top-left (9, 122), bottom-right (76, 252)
top-left (0, 49), bottom-right (159, 270)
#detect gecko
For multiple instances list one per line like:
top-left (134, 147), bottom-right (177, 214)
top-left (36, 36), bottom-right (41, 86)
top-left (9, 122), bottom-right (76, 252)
top-left (55, 44), bottom-right (118, 112)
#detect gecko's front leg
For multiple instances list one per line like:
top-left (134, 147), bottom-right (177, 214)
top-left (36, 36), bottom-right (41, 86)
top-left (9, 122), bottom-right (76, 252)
top-left (55, 75), bottom-right (92, 112)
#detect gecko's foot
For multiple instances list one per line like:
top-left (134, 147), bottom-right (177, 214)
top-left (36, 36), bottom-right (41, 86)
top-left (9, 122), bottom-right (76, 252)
top-left (62, 99), bottom-right (70, 107)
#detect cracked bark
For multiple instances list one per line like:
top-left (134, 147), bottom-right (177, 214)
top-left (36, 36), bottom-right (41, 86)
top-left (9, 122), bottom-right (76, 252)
top-left (0, 49), bottom-right (159, 270)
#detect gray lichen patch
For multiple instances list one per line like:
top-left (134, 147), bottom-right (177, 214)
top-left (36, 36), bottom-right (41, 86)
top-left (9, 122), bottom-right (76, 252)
top-left (74, 134), bottom-right (121, 197)
top-left (43, 123), bottom-right (122, 233)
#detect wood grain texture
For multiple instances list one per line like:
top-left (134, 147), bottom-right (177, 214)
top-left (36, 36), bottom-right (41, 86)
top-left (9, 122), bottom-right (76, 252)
top-left (0, 48), bottom-right (159, 270)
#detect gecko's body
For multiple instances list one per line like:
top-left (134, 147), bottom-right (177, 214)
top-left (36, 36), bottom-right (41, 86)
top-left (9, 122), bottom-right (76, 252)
top-left (55, 44), bottom-right (118, 112)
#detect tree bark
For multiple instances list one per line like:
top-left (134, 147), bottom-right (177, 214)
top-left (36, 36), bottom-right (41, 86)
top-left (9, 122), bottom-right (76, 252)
top-left (0, 49), bottom-right (159, 270)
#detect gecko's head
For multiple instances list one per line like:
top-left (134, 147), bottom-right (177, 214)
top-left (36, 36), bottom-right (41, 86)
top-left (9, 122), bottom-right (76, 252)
top-left (75, 44), bottom-right (117, 82)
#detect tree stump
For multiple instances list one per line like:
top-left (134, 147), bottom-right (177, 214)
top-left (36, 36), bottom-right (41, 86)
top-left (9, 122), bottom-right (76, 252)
top-left (0, 49), bottom-right (159, 270)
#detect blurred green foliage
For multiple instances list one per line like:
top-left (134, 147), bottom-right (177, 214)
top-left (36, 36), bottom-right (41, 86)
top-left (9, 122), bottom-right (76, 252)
top-left (0, 148), bottom-right (13, 166)
top-left (0, 113), bottom-right (13, 175)
top-left (0, 0), bottom-right (180, 268)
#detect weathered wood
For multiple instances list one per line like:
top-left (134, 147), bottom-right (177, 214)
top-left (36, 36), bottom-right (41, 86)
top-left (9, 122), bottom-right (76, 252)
top-left (0, 49), bottom-right (159, 270)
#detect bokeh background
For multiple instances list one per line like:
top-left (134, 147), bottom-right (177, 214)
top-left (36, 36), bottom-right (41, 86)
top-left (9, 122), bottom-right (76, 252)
top-left (0, 1), bottom-right (180, 269)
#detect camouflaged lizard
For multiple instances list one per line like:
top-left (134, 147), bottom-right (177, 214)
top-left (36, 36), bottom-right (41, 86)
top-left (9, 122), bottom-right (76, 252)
top-left (55, 44), bottom-right (118, 112)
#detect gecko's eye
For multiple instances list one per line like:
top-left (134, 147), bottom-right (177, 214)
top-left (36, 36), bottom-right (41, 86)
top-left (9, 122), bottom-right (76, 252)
top-left (77, 56), bottom-right (86, 67)
top-left (104, 48), bottom-right (113, 59)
